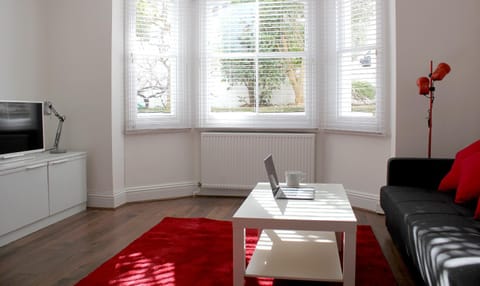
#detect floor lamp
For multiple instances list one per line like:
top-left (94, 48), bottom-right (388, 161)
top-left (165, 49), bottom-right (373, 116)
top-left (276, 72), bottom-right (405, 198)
top-left (416, 61), bottom-right (451, 158)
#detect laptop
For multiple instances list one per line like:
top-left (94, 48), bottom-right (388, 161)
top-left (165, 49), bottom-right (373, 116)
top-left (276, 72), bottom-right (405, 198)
top-left (263, 154), bottom-right (315, 200)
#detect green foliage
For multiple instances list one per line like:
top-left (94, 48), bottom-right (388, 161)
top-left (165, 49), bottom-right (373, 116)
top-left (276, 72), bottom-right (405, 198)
top-left (351, 0), bottom-right (375, 48)
top-left (136, 0), bottom-right (159, 40)
top-left (352, 80), bottom-right (375, 101)
top-left (220, 0), bottom-right (305, 107)
top-left (351, 80), bottom-right (376, 114)
top-left (138, 105), bottom-right (170, 113)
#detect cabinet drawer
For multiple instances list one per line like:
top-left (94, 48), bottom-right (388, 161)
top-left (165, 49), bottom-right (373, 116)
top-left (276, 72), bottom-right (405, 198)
top-left (48, 156), bottom-right (87, 215)
top-left (0, 164), bottom-right (49, 236)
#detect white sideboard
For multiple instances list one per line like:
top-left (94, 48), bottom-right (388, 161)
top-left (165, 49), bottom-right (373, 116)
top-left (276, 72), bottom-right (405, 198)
top-left (0, 151), bottom-right (87, 247)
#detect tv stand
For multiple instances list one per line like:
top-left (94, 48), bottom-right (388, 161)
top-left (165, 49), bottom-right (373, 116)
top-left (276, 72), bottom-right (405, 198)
top-left (0, 151), bottom-right (86, 247)
top-left (0, 155), bottom-right (36, 164)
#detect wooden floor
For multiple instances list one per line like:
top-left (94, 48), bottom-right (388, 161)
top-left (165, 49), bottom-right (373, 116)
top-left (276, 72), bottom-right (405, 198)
top-left (0, 196), bottom-right (417, 286)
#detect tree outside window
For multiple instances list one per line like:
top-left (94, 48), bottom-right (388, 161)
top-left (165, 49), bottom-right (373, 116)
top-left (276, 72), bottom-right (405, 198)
top-left (207, 0), bottom-right (307, 114)
top-left (134, 0), bottom-right (174, 114)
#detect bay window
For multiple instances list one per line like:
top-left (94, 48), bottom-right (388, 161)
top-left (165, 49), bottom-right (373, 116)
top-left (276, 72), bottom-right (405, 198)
top-left (125, 0), bottom-right (388, 133)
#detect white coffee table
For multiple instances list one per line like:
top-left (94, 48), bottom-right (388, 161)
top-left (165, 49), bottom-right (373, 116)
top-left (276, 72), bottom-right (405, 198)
top-left (232, 183), bottom-right (357, 286)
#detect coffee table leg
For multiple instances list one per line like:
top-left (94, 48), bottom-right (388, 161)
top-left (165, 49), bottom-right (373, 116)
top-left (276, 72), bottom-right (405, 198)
top-left (343, 227), bottom-right (356, 286)
top-left (336, 232), bottom-right (343, 253)
top-left (233, 223), bottom-right (245, 286)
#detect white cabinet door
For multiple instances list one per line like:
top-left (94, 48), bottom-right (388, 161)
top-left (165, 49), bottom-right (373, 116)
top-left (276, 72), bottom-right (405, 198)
top-left (0, 163), bottom-right (49, 236)
top-left (48, 156), bottom-right (87, 215)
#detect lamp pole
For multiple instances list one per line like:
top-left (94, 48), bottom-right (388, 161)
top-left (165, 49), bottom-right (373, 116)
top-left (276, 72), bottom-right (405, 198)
top-left (427, 60), bottom-right (434, 159)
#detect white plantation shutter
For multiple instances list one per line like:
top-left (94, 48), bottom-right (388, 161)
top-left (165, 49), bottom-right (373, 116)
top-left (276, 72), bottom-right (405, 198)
top-left (325, 0), bottom-right (386, 133)
top-left (198, 0), bottom-right (318, 129)
top-left (123, 0), bottom-right (389, 132)
top-left (125, 0), bottom-right (189, 131)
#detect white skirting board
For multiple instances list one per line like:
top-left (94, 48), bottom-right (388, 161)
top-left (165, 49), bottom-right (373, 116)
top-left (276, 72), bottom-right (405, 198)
top-left (345, 189), bottom-right (382, 213)
top-left (87, 181), bottom-right (198, 208)
top-left (87, 182), bottom-right (381, 213)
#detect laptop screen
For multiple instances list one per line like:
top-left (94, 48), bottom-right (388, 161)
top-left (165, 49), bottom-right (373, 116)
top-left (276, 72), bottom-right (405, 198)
top-left (264, 154), bottom-right (280, 195)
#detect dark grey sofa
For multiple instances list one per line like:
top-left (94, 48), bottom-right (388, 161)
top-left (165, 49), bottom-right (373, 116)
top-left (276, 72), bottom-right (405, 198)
top-left (380, 158), bottom-right (480, 286)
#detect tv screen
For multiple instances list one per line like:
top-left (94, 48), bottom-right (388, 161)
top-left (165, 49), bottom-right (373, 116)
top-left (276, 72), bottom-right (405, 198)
top-left (0, 101), bottom-right (45, 159)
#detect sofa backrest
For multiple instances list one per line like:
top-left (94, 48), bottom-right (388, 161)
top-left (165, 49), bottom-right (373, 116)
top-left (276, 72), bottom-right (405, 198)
top-left (386, 158), bottom-right (454, 189)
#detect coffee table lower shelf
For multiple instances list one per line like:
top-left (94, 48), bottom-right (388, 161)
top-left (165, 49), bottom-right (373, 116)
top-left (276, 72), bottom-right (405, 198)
top-left (245, 229), bottom-right (343, 282)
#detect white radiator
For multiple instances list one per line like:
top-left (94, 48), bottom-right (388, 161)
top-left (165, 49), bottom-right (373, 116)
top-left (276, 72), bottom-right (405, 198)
top-left (200, 132), bottom-right (315, 191)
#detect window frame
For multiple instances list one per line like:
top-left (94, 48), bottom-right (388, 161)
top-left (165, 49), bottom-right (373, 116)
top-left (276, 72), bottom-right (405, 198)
top-left (125, 0), bottom-right (190, 131)
top-left (197, 0), bottom-right (319, 130)
top-left (324, 0), bottom-right (387, 134)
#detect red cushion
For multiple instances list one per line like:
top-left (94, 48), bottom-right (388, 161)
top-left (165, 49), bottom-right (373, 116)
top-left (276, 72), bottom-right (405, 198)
top-left (454, 152), bottom-right (480, 203)
top-left (438, 163), bottom-right (460, 191)
top-left (438, 140), bottom-right (480, 191)
top-left (475, 198), bottom-right (480, 220)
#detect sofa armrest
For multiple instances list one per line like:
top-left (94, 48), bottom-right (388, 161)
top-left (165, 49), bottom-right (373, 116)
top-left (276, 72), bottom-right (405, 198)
top-left (386, 157), bottom-right (454, 189)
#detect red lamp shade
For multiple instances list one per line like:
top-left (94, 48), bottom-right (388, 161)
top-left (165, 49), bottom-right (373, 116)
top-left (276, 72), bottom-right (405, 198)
top-left (431, 62), bottom-right (451, 81)
top-left (417, 76), bottom-right (430, 95)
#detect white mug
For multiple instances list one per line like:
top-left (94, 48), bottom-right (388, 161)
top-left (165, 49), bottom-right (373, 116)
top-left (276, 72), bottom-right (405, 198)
top-left (285, 171), bottom-right (305, 187)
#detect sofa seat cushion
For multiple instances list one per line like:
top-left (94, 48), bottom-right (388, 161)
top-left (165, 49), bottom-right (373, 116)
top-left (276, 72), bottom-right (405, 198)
top-left (381, 186), bottom-right (471, 259)
top-left (381, 185), bottom-right (480, 286)
top-left (407, 215), bottom-right (480, 286)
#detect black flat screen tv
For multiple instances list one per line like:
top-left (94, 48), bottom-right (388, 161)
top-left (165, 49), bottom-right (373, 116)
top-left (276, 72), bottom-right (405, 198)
top-left (0, 100), bottom-right (45, 160)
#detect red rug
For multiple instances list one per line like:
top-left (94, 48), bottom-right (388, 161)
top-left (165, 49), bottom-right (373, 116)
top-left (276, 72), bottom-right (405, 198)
top-left (76, 217), bottom-right (396, 286)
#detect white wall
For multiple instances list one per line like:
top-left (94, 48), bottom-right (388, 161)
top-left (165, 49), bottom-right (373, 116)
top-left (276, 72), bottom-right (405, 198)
top-left (124, 131), bottom-right (196, 189)
top-left (395, 0), bottom-right (480, 157)
top-left (0, 0), bottom-right (45, 101)
top-left (111, 0), bottom-right (126, 206)
top-left (319, 133), bottom-right (391, 210)
top-left (43, 0), bottom-right (121, 206)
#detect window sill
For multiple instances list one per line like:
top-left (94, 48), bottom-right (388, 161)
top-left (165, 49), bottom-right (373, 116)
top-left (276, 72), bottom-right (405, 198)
top-left (322, 128), bottom-right (387, 137)
top-left (124, 128), bottom-right (193, 135)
